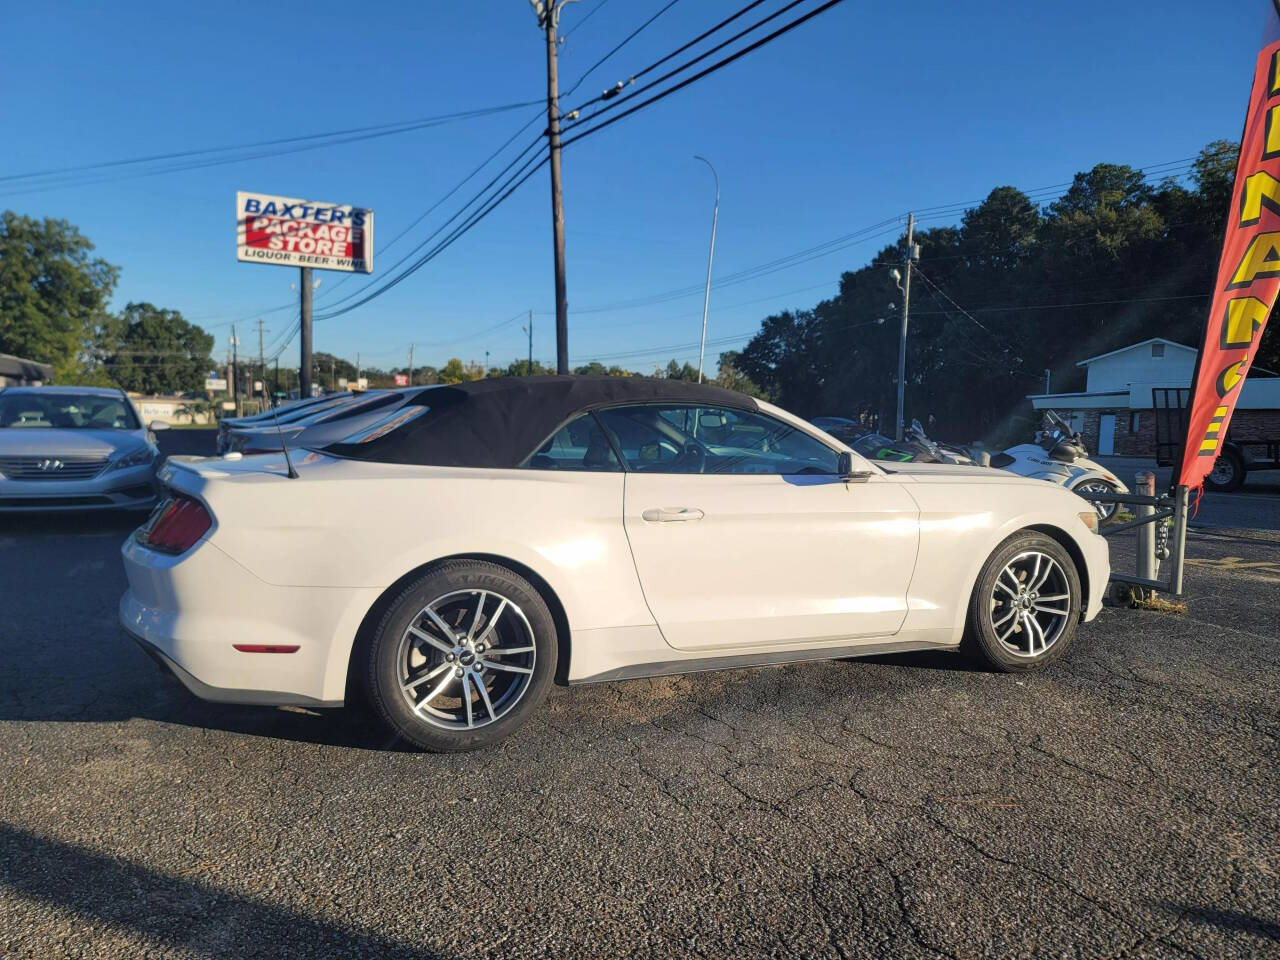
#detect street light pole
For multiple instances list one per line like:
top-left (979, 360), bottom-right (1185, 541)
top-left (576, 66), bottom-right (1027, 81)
top-left (693, 155), bottom-right (720, 384)
top-left (523, 310), bottom-right (534, 375)
top-left (895, 213), bottom-right (916, 441)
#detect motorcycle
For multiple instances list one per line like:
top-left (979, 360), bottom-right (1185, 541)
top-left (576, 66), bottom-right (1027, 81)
top-left (851, 420), bottom-right (974, 465)
top-left (987, 411), bottom-right (1128, 520)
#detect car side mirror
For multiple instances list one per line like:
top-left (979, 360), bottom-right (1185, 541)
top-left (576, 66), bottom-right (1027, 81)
top-left (149, 420), bottom-right (170, 431)
top-left (838, 451), bottom-right (872, 482)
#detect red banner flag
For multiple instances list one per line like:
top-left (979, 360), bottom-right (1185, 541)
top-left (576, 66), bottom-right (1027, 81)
top-left (1180, 5), bottom-right (1280, 488)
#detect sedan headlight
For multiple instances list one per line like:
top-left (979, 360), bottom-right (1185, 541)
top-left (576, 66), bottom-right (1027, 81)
top-left (106, 446), bottom-right (157, 472)
top-left (1077, 510), bottom-right (1100, 534)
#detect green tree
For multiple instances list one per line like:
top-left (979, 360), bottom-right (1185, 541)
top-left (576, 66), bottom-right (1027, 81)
top-left (572, 361), bottom-right (633, 377)
top-left (731, 140), bottom-right (1272, 442)
top-left (660, 359), bottom-right (701, 381)
top-left (504, 359), bottom-right (554, 376)
top-left (0, 211), bottom-right (119, 379)
top-left (438, 357), bottom-right (483, 384)
top-left (103, 303), bottom-right (214, 394)
top-left (713, 351), bottom-right (765, 398)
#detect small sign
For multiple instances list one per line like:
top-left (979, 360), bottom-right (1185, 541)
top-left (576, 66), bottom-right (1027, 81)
top-left (393, 373), bottom-right (409, 386)
top-left (236, 191), bottom-right (374, 273)
top-left (220, 401), bottom-right (236, 411)
top-left (337, 377), bottom-right (348, 388)
top-left (253, 380), bottom-right (263, 392)
top-left (204, 377), bottom-right (228, 392)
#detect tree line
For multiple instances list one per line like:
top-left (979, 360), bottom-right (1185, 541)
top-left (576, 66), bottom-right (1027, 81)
top-left (5, 139), bottom-right (1275, 426)
top-left (0, 211), bottom-right (214, 393)
top-left (730, 140), bottom-right (1280, 444)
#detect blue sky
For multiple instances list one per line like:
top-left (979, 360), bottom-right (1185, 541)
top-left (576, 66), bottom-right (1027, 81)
top-left (0, 0), bottom-right (1265, 374)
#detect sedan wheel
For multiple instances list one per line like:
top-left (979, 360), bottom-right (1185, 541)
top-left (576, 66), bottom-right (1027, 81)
top-left (988, 551), bottom-right (1072, 658)
top-left (964, 531), bottom-right (1082, 672)
top-left (395, 589), bottom-right (537, 731)
top-left (364, 560), bottom-right (556, 751)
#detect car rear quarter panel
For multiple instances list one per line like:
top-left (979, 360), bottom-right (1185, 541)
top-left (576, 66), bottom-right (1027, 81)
top-left (165, 459), bottom-right (654, 686)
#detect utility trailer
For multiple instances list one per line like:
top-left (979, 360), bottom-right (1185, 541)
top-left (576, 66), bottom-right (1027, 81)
top-left (1152, 387), bottom-right (1280, 491)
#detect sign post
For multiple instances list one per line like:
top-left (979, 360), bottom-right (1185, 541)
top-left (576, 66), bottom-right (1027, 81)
top-left (300, 266), bottom-right (313, 398)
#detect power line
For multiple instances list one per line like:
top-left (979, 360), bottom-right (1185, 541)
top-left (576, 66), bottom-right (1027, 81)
top-left (563, 0), bottom-right (613, 38)
top-left (562, 0), bottom-right (833, 146)
top-left (912, 269), bottom-right (999, 337)
top-left (564, 0), bottom-right (770, 116)
top-left (310, 149), bottom-right (551, 321)
top-left (306, 0), bottom-right (804, 326)
top-left (561, 0), bottom-right (683, 97)
top-left (0, 102), bottom-right (541, 197)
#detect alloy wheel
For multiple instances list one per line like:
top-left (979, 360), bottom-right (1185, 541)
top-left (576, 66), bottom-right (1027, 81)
top-left (395, 589), bottom-right (537, 731)
top-left (1075, 480), bottom-right (1117, 520)
top-left (988, 550), bottom-right (1073, 658)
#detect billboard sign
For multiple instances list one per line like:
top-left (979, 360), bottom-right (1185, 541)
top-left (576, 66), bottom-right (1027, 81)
top-left (393, 373), bottom-right (409, 386)
top-left (236, 191), bottom-right (373, 273)
top-left (204, 377), bottom-right (228, 392)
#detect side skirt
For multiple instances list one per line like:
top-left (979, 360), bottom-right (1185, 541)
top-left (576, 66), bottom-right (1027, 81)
top-left (569, 637), bottom-right (959, 685)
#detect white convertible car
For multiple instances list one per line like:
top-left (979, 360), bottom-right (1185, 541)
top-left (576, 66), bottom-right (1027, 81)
top-left (121, 377), bottom-right (1109, 751)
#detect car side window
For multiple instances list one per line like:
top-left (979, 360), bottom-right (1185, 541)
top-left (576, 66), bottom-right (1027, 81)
top-left (595, 405), bottom-right (840, 475)
top-left (525, 413), bottom-right (621, 472)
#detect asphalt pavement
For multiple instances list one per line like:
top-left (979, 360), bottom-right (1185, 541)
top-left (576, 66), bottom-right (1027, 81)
top-left (1, 432), bottom-right (1277, 959)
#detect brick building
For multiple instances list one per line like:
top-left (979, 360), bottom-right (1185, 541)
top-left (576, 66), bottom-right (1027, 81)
top-left (1028, 338), bottom-right (1280, 457)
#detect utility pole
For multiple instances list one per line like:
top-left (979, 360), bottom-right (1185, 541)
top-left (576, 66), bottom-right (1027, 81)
top-left (356, 352), bottom-right (361, 390)
top-left (408, 344), bottom-right (415, 386)
top-left (532, 0), bottom-right (571, 374)
top-left (524, 310), bottom-right (534, 375)
top-left (895, 213), bottom-right (917, 441)
top-left (299, 266), bottom-right (313, 398)
top-left (693, 155), bottom-right (720, 383)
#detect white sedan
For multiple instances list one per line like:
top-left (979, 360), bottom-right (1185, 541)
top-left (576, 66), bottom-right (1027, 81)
top-left (120, 377), bottom-right (1109, 751)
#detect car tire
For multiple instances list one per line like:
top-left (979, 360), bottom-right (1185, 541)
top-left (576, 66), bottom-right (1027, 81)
top-left (1072, 479), bottom-right (1119, 521)
top-left (1205, 449), bottom-right (1245, 492)
top-left (962, 531), bottom-right (1082, 672)
top-left (363, 560), bottom-right (557, 752)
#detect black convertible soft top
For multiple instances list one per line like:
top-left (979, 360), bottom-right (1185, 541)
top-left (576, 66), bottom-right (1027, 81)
top-left (322, 375), bottom-right (759, 468)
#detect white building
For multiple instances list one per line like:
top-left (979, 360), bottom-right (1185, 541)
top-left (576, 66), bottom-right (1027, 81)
top-left (1027, 337), bottom-right (1280, 457)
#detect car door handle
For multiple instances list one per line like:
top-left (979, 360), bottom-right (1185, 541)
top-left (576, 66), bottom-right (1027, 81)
top-left (642, 507), bottom-right (705, 522)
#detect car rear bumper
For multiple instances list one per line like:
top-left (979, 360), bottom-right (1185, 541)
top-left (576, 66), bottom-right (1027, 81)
top-left (0, 463), bottom-right (158, 512)
top-left (119, 535), bottom-right (377, 706)
top-left (124, 625), bottom-right (342, 707)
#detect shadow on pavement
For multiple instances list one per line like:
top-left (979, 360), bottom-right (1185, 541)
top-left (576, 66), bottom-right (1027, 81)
top-left (1168, 903), bottom-right (1280, 943)
top-left (0, 510), bottom-right (416, 753)
top-left (0, 822), bottom-right (450, 959)
top-left (851, 648), bottom-right (993, 673)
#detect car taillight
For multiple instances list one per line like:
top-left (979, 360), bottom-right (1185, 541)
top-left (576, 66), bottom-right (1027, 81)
top-left (142, 496), bottom-right (212, 554)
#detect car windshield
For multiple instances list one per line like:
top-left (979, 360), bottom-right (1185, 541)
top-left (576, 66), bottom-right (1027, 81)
top-left (0, 393), bottom-right (139, 430)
